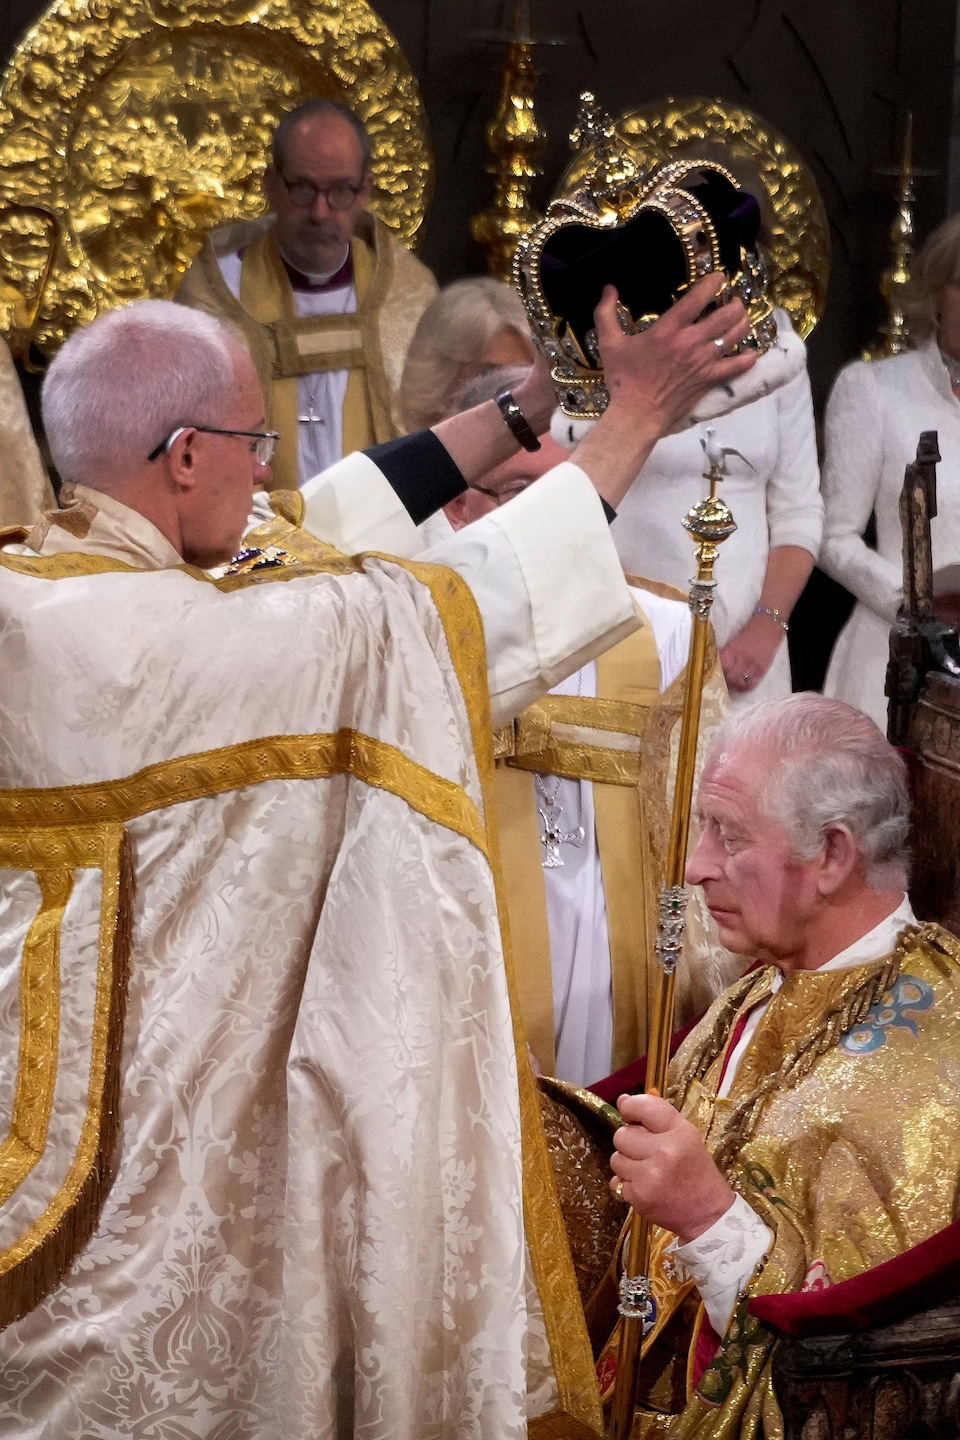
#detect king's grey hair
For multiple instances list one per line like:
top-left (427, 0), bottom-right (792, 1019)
top-left (706, 692), bottom-right (911, 892)
top-left (42, 300), bottom-right (244, 485)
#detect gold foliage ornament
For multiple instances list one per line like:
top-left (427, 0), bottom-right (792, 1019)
top-left (0, 0), bottom-right (434, 355)
top-left (559, 95), bottom-right (829, 343)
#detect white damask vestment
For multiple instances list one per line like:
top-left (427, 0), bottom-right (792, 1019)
top-left (0, 451), bottom-right (640, 1438)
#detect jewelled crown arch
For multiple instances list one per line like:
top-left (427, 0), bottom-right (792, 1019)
top-left (559, 96), bottom-right (830, 343)
top-left (0, 0), bottom-right (434, 355)
top-left (514, 93), bottom-right (779, 420)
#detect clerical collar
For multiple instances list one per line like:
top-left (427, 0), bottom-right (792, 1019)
top-left (278, 246), bottom-right (353, 293)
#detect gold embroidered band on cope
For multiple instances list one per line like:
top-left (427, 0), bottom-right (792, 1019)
top-left (0, 822), bottom-right (129, 1329)
top-left (498, 693), bottom-right (652, 787)
top-left (0, 732), bottom-right (487, 857)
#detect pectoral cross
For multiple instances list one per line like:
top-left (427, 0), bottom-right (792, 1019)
top-left (297, 404), bottom-right (326, 425)
top-left (537, 797), bottom-right (585, 869)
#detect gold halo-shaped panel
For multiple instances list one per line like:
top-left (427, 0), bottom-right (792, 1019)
top-left (0, 0), bottom-right (433, 353)
top-left (558, 97), bottom-right (829, 339)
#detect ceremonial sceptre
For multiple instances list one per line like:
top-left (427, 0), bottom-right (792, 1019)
top-left (608, 430), bottom-right (737, 1440)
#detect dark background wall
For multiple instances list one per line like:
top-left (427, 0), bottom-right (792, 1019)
top-left (0, 0), bottom-right (956, 680)
top-left (370, 0), bottom-right (957, 415)
top-left (0, 0), bottom-right (953, 400)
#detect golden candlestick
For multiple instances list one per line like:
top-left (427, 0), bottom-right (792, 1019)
top-left (608, 432), bottom-right (736, 1440)
top-left (863, 113), bottom-right (935, 361)
top-left (470, 0), bottom-right (547, 282)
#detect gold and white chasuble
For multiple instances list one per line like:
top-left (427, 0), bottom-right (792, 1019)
top-left (0, 485), bottom-right (621, 1438)
top-left (176, 212), bottom-right (437, 490)
top-left (493, 590), bottom-right (732, 1080)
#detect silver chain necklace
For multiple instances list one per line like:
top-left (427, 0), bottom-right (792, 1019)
top-left (534, 666), bottom-right (586, 869)
top-left (297, 270), bottom-right (354, 429)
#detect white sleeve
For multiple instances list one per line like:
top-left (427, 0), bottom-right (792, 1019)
top-left (300, 452), bottom-right (424, 559)
top-left (628, 585), bottom-right (691, 691)
top-left (764, 315), bottom-right (823, 558)
top-left (819, 362), bottom-right (903, 623)
top-left (666, 1192), bottom-right (772, 1339)
top-left (421, 462), bottom-right (639, 727)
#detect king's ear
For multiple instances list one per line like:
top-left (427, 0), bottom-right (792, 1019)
top-left (817, 823), bottom-right (860, 896)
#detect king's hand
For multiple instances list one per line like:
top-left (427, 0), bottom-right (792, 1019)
top-left (610, 1091), bottom-right (735, 1243)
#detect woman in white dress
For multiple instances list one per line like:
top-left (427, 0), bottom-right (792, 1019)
top-left (611, 308), bottom-right (822, 704)
top-left (821, 215), bottom-right (960, 728)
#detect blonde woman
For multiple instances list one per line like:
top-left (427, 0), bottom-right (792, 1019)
top-left (398, 275), bottom-right (533, 431)
top-left (821, 213), bottom-right (960, 726)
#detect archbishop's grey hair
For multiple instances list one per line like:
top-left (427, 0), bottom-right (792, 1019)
top-left (42, 300), bottom-right (244, 485)
top-left (707, 692), bottom-right (911, 892)
top-left (272, 98), bottom-right (372, 172)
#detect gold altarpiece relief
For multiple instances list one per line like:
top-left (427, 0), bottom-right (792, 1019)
top-left (0, 0), bottom-right (434, 354)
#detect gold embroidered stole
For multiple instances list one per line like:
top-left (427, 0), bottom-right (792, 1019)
top-left (494, 591), bottom-right (685, 1073)
top-left (239, 227), bottom-right (394, 490)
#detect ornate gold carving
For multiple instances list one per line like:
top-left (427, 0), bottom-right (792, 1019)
top-left (471, 0), bottom-right (547, 283)
top-left (0, 0), bottom-right (433, 354)
top-left (558, 96), bottom-right (830, 340)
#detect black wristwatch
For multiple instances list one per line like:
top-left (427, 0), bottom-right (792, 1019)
top-left (494, 389), bottom-right (542, 452)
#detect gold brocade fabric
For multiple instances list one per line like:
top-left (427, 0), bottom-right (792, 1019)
top-left (175, 211), bottom-right (437, 491)
top-left (622, 923), bottom-right (960, 1439)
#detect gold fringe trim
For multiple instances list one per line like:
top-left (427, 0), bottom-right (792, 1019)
top-left (0, 823), bottom-right (130, 1330)
top-left (0, 868), bottom-right (72, 1204)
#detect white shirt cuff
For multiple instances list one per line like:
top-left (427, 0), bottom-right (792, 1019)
top-left (667, 1193), bottom-right (772, 1340)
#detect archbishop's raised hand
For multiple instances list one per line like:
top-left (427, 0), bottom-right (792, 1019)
top-left (609, 1091), bottom-right (735, 1243)
top-left (570, 276), bottom-right (757, 512)
top-left (595, 275), bottom-right (756, 437)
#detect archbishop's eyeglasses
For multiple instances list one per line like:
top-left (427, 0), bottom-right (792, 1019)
top-left (147, 426), bottom-right (280, 466)
top-left (279, 168), bottom-right (366, 212)
top-left (468, 478), bottom-right (535, 507)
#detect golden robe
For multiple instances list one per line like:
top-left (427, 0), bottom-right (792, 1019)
top-left (609, 922), bottom-right (960, 1438)
top-left (175, 212), bottom-right (437, 490)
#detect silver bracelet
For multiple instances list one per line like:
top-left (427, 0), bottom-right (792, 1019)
top-left (753, 604), bottom-right (789, 633)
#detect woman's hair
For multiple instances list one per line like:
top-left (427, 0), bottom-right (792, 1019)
top-left (399, 277), bottom-right (532, 431)
top-left (708, 692), bottom-right (911, 892)
top-left (43, 299), bottom-right (241, 485)
top-left (902, 213), bottom-right (960, 344)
